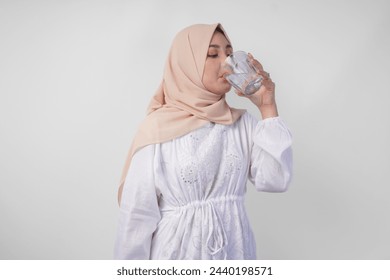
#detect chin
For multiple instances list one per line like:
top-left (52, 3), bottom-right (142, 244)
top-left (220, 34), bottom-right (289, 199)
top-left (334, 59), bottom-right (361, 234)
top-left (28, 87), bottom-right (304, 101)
top-left (214, 83), bottom-right (232, 95)
top-left (211, 89), bottom-right (230, 96)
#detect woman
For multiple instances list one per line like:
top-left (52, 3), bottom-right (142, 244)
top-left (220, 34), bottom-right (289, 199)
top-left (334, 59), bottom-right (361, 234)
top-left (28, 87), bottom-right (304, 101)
top-left (114, 23), bottom-right (292, 259)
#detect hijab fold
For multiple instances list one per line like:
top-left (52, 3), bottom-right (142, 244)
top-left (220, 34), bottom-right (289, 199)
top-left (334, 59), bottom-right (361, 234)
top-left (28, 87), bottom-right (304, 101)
top-left (118, 23), bottom-right (246, 204)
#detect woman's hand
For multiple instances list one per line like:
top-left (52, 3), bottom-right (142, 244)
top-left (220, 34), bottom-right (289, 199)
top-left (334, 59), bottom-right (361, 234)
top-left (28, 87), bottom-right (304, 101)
top-left (235, 53), bottom-right (278, 119)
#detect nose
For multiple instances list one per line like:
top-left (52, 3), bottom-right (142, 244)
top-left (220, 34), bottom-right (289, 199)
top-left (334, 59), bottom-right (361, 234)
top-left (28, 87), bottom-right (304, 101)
top-left (219, 52), bottom-right (233, 77)
top-left (220, 62), bottom-right (233, 78)
top-left (221, 52), bottom-right (230, 61)
top-left (219, 53), bottom-right (230, 68)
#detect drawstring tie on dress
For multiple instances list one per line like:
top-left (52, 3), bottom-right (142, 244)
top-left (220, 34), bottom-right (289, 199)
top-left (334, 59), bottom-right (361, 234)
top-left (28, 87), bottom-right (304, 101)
top-left (161, 195), bottom-right (244, 259)
top-left (205, 201), bottom-right (228, 259)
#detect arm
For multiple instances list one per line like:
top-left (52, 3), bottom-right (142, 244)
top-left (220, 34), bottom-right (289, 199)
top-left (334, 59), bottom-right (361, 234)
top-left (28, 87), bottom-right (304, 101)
top-left (114, 145), bottom-right (161, 259)
top-left (239, 54), bottom-right (292, 191)
top-left (234, 53), bottom-right (279, 119)
top-left (248, 116), bottom-right (293, 192)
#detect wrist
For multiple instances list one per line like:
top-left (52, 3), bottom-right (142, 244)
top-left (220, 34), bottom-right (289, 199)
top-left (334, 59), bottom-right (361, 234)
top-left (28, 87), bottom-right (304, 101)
top-left (258, 104), bottom-right (279, 119)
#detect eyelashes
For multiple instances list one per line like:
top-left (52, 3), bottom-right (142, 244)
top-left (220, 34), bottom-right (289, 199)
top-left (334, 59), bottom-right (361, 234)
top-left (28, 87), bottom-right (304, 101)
top-left (207, 53), bottom-right (233, 58)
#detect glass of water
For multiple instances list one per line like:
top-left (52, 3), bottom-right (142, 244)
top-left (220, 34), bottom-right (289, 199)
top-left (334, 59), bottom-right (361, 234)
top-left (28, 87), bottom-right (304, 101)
top-left (224, 51), bottom-right (262, 95)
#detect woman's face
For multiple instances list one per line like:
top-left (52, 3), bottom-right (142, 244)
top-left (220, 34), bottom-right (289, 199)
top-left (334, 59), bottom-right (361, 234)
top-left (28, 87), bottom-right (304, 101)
top-left (202, 31), bottom-right (233, 95)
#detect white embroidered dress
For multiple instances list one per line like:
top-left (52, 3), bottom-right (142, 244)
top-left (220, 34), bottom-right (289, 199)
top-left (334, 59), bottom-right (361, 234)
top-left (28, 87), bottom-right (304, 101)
top-left (114, 112), bottom-right (293, 259)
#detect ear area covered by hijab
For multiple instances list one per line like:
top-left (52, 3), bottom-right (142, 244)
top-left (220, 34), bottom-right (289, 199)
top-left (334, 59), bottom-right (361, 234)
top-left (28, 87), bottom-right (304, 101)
top-left (117, 23), bottom-right (246, 205)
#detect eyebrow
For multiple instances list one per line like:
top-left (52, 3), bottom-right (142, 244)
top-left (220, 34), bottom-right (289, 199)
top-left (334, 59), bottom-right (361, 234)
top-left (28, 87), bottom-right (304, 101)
top-left (209, 44), bottom-right (233, 49)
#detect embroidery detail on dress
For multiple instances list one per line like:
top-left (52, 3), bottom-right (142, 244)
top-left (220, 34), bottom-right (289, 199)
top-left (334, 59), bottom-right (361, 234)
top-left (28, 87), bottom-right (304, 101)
top-left (180, 161), bottom-right (198, 185)
top-left (160, 122), bottom-right (253, 259)
top-left (225, 153), bottom-right (242, 175)
top-left (178, 124), bottom-right (226, 191)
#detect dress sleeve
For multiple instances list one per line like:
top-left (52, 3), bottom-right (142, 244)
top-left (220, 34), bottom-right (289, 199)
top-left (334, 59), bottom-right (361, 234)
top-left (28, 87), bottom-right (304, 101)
top-left (114, 144), bottom-right (161, 259)
top-left (247, 115), bottom-right (293, 192)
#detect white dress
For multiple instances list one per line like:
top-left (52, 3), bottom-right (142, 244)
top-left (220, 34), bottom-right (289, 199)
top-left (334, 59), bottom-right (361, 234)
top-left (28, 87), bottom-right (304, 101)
top-left (114, 112), bottom-right (293, 259)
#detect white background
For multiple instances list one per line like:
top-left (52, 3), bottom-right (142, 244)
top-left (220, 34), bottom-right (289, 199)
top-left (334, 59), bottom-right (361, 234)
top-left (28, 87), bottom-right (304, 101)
top-left (1, 0), bottom-right (389, 259)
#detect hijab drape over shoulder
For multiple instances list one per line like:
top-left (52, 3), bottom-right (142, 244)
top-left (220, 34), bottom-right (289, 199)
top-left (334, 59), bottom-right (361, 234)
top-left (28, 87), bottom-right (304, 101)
top-left (118, 23), bottom-right (245, 204)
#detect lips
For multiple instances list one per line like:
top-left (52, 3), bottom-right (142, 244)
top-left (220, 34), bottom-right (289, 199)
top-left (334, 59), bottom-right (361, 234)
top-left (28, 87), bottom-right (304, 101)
top-left (219, 75), bottom-right (228, 83)
top-left (219, 71), bottom-right (230, 80)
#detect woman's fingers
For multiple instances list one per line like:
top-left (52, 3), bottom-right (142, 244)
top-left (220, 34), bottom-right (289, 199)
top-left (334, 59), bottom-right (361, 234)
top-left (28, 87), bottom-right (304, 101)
top-left (258, 69), bottom-right (271, 80)
top-left (248, 53), bottom-right (264, 71)
top-left (262, 78), bottom-right (275, 91)
top-left (234, 53), bottom-right (275, 97)
top-left (234, 89), bottom-right (245, 97)
top-left (248, 53), bottom-right (272, 81)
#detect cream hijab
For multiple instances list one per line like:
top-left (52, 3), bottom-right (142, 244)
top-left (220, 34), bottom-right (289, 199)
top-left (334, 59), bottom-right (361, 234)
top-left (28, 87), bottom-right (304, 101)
top-left (118, 23), bottom-right (246, 204)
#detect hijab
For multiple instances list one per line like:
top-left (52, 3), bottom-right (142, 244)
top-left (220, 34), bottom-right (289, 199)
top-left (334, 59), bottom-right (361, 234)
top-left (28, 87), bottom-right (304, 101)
top-left (118, 23), bottom-right (246, 204)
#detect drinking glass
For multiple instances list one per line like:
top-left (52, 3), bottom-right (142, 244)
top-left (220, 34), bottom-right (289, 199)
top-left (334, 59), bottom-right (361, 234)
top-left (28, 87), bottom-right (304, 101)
top-left (224, 51), bottom-right (262, 95)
